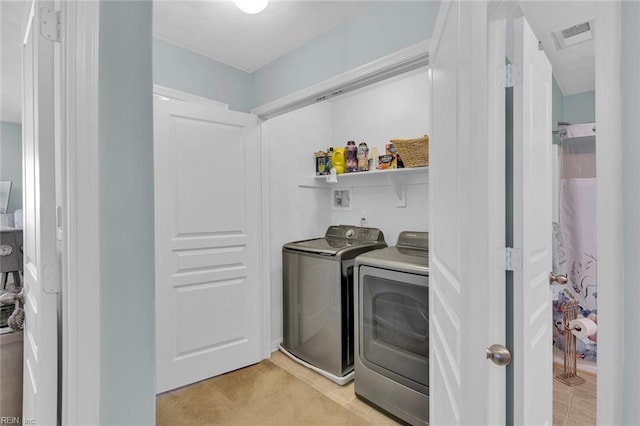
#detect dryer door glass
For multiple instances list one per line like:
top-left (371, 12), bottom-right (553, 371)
top-left (359, 266), bottom-right (428, 393)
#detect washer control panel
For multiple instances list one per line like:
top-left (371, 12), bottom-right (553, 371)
top-left (326, 225), bottom-right (385, 242)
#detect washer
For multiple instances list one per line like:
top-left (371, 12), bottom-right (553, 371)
top-left (354, 231), bottom-right (429, 425)
top-left (280, 225), bottom-right (386, 384)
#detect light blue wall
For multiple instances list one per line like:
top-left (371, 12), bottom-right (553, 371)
top-left (622, 1), bottom-right (640, 423)
top-left (0, 122), bottom-right (22, 213)
top-left (553, 78), bottom-right (595, 137)
top-left (562, 90), bottom-right (595, 125)
top-left (251, 1), bottom-right (441, 108)
top-left (99, 1), bottom-right (156, 424)
top-left (153, 38), bottom-right (252, 112)
top-left (152, 2), bottom-right (440, 111)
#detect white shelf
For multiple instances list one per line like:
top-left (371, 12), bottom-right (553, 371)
top-left (299, 166), bottom-right (428, 206)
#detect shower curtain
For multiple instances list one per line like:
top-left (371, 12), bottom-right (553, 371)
top-left (552, 123), bottom-right (597, 363)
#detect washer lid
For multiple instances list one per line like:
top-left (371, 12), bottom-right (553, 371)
top-left (283, 226), bottom-right (386, 256)
top-left (284, 237), bottom-right (378, 256)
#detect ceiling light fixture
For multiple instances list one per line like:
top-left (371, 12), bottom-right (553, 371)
top-left (234, 0), bottom-right (268, 14)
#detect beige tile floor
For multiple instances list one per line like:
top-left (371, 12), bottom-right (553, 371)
top-left (271, 350), bottom-right (597, 426)
top-left (553, 363), bottom-right (597, 426)
top-left (269, 350), bottom-right (402, 425)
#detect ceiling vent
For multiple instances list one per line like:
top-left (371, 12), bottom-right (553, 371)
top-left (552, 20), bottom-right (594, 50)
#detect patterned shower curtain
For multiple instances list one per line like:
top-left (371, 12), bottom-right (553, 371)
top-left (552, 123), bottom-right (597, 362)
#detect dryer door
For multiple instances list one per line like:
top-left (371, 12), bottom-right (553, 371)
top-left (358, 266), bottom-right (429, 394)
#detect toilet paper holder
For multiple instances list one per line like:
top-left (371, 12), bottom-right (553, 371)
top-left (567, 321), bottom-right (583, 332)
top-left (555, 300), bottom-right (590, 387)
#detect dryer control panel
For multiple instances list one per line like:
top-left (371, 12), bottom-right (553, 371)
top-left (397, 231), bottom-right (429, 251)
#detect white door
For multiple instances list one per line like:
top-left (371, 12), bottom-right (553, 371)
top-left (511, 16), bottom-right (553, 425)
top-left (429, 1), bottom-right (506, 423)
top-left (430, 1), bottom-right (552, 424)
top-left (21, 0), bottom-right (60, 423)
top-left (154, 97), bottom-right (262, 393)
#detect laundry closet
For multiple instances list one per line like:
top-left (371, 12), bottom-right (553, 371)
top-left (263, 68), bottom-right (431, 348)
top-left (153, 63), bottom-right (431, 394)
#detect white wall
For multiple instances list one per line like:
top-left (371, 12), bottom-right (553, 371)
top-left (330, 183), bottom-right (429, 247)
top-left (329, 70), bottom-right (431, 246)
top-left (265, 69), bottom-right (430, 346)
top-left (264, 101), bottom-right (334, 348)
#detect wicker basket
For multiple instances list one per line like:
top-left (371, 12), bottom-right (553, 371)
top-left (390, 135), bottom-right (429, 168)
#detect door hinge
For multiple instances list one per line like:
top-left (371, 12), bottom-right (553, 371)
top-left (40, 7), bottom-right (60, 43)
top-left (498, 247), bottom-right (522, 271)
top-left (43, 263), bottom-right (61, 294)
top-left (497, 64), bottom-right (522, 88)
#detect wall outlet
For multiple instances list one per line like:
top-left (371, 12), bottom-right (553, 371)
top-left (360, 210), bottom-right (367, 226)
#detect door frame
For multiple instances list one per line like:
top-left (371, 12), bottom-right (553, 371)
top-left (153, 84), bottom-right (230, 109)
top-left (593, 2), bottom-right (623, 424)
top-left (58, 1), bottom-right (100, 424)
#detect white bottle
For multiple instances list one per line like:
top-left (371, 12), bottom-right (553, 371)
top-left (368, 147), bottom-right (380, 170)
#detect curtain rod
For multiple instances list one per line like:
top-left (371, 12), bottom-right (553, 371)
top-left (552, 121), bottom-right (571, 137)
top-left (552, 121), bottom-right (596, 145)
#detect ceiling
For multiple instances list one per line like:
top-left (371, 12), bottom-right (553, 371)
top-left (520, 1), bottom-right (595, 96)
top-left (0, 1), bottom-right (597, 123)
top-left (153, 0), bottom-right (373, 73)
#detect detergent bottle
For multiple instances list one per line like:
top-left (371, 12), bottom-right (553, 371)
top-left (331, 147), bottom-right (346, 174)
top-left (345, 141), bottom-right (358, 173)
top-left (369, 146), bottom-right (380, 170)
top-left (357, 142), bottom-right (369, 171)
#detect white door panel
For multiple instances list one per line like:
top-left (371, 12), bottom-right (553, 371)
top-left (429, 0), bottom-right (470, 420)
top-left (512, 16), bottom-right (553, 425)
top-left (22, 0), bottom-right (59, 423)
top-left (154, 98), bottom-right (262, 393)
top-left (173, 117), bottom-right (245, 233)
top-left (430, 1), bottom-right (505, 424)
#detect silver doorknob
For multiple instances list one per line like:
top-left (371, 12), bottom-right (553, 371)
top-left (549, 272), bottom-right (568, 285)
top-left (486, 344), bottom-right (512, 366)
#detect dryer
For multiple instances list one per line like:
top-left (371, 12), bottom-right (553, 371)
top-left (354, 231), bottom-right (429, 426)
